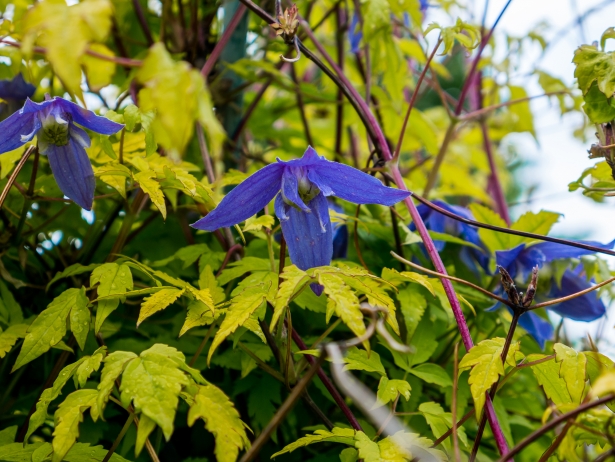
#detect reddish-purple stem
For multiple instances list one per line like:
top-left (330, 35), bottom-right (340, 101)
top-left (300, 18), bottom-right (510, 456)
top-left (454, 0), bottom-right (512, 115)
top-left (481, 119), bottom-right (511, 225)
top-left (291, 329), bottom-right (363, 431)
top-left (201, 4), bottom-right (247, 78)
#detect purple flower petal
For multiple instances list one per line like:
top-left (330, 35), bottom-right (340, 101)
top-left (46, 137), bottom-right (96, 210)
top-left (0, 74), bottom-right (36, 101)
top-left (54, 98), bottom-right (123, 135)
top-left (547, 269), bottom-right (606, 321)
top-left (531, 239), bottom-right (615, 263)
top-left (307, 156), bottom-right (410, 206)
top-left (276, 192), bottom-right (333, 271)
top-left (495, 244), bottom-right (527, 278)
top-left (281, 168), bottom-right (310, 212)
top-left (349, 13), bottom-right (363, 54)
top-left (517, 310), bottom-right (553, 349)
top-left (0, 109), bottom-right (39, 154)
top-left (191, 162), bottom-right (285, 230)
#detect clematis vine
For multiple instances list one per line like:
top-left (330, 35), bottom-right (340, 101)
top-left (192, 147), bottom-right (410, 293)
top-left (0, 96), bottom-right (124, 210)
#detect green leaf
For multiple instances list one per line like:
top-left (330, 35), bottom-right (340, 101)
top-left (508, 210), bottom-right (561, 248)
top-left (315, 272), bottom-right (365, 339)
top-left (243, 215), bottom-right (275, 232)
top-left (199, 264), bottom-right (225, 304)
top-left (376, 377), bottom-right (411, 406)
top-left (135, 414), bottom-right (156, 457)
top-left (459, 338), bottom-right (519, 418)
top-left (573, 44), bottom-right (615, 95)
top-left (527, 354), bottom-right (573, 405)
top-left (354, 432), bottom-right (380, 462)
top-left (207, 285), bottom-right (268, 363)
top-left (585, 351), bottom-right (615, 385)
top-left (554, 343), bottom-right (587, 403)
top-left (217, 257), bottom-right (272, 285)
top-left (468, 203), bottom-right (509, 254)
top-left (0, 279), bottom-right (23, 323)
top-left (97, 351), bottom-right (138, 415)
top-left (382, 268), bottom-right (434, 295)
top-left (91, 263), bottom-right (133, 333)
top-left (25, 357), bottom-right (88, 442)
top-left (271, 428), bottom-right (356, 458)
top-left (75, 347), bottom-right (106, 389)
top-left (120, 344), bottom-right (190, 440)
top-left (137, 288), bottom-right (184, 326)
top-left (69, 298), bottom-right (90, 351)
top-left (137, 43), bottom-right (225, 157)
top-left (408, 363), bottom-right (452, 387)
top-left (187, 383), bottom-right (251, 462)
top-left (64, 443), bottom-right (131, 462)
top-left (271, 265), bottom-right (310, 330)
top-left (397, 288), bottom-right (426, 340)
top-left (343, 347), bottom-right (386, 376)
top-left (134, 170), bottom-right (166, 219)
top-left (419, 401), bottom-right (468, 449)
top-left (0, 425), bottom-right (17, 445)
top-left (0, 323), bottom-right (28, 358)
top-left (23, 0), bottom-right (114, 98)
top-left (13, 287), bottom-right (88, 371)
top-left (186, 286), bottom-right (214, 314)
top-left (52, 389), bottom-right (99, 462)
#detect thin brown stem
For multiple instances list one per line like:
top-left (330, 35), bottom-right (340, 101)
top-left (0, 146), bottom-right (35, 210)
top-left (188, 322), bottom-right (216, 367)
top-left (237, 342), bottom-right (285, 382)
top-left (132, 0), bottom-right (154, 45)
top-left (538, 419), bottom-right (573, 462)
top-left (496, 394), bottom-right (615, 462)
top-left (423, 122), bottom-right (457, 197)
top-left (390, 252), bottom-right (513, 307)
top-left (290, 64), bottom-right (314, 146)
top-left (469, 313), bottom-right (520, 462)
top-left (238, 352), bottom-right (327, 462)
top-left (196, 122), bottom-right (216, 183)
top-left (102, 412), bottom-right (133, 462)
top-left (461, 92), bottom-right (568, 122)
top-left (411, 194), bottom-right (615, 258)
top-left (201, 4), bottom-right (247, 78)
top-left (452, 342), bottom-right (462, 461)
top-left (393, 38), bottom-right (442, 161)
top-left (530, 276), bottom-right (615, 310)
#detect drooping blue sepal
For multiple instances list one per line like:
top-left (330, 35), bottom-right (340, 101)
top-left (46, 138), bottom-right (96, 211)
top-left (517, 310), bottom-right (554, 349)
top-left (547, 268), bottom-right (606, 321)
top-left (192, 162), bottom-right (285, 230)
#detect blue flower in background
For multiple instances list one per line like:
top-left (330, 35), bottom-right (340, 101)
top-left (410, 200), bottom-right (489, 275)
top-left (192, 146), bottom-right (409, 294)
top-left (0, 74), bottom-right (36, 102)
top-left (328, 200), bottom-right (349, 259)
top-left (496, 239), bottom-right (614, 347)
top-left (349, 13), bottom-right (363, 54)
top-left (0, 97), bottom-right (123, 210)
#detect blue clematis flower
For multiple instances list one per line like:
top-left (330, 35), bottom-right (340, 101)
top-left (329, 200), bottom-right (349, 260)
top-left (192, 146), bottom-right (409, 294)
top-left (495, 239), bottom-right (614, 347)
top-left (349, 13), bottom-right (363, 54)
top-left (410, 200), bottom-right (489, 275)
top-left (0, 74), bottom-right (36, 102)
top-left (0, 96), bottom-right (123, 210)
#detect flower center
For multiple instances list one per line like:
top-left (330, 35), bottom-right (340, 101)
top-left (297, 171), bottom-right (319, 203)
top-left (39, 112), bottom-right (70, 147)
